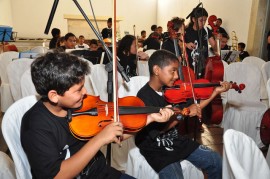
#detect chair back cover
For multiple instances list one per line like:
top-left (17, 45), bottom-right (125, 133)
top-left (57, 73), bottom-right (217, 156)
top-left (7, 58), bottom-right (34, 101)
top-left (2, 95), bottom-right (39, 179)
top-left (0, 51), bottom-right (19, 112)
top-left (222, 62), bottom-right (268, 147)
top-left (223, 129), bottom-right (270, 179)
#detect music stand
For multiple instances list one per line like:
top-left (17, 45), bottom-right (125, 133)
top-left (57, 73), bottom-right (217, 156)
top-left (0, 26), bottom-right (13, 53)
top-left (221, 50), bottom-right (240, 63)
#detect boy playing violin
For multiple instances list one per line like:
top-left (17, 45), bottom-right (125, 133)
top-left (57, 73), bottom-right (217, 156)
top-left (136, 50), bottom-right (231, 179)
top-left (20, 51), bottom-right (174, 179)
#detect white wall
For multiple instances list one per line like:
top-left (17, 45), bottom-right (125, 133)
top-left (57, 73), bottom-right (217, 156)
top-left (157, 0), bottom-right (252, 45)
top-left (3, 0), bottom-right (252, 45)
top-left (0, 0), bottom-right (13, 26)
top-left (9, 0), bottom-right (157, 39)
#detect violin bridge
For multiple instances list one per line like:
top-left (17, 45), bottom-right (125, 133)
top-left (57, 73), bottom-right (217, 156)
top-left (105, 104), bottom-right (108, 116)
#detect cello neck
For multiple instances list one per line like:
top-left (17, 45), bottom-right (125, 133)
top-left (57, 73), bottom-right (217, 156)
top-left (173, 38), bottom-right (184, 81)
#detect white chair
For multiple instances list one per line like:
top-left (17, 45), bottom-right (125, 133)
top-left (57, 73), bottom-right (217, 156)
top-left (20, 69), bottom-right (37, 98)
top-left (89, 64), bottom-right (109, 101)
top-left (7, 58), bottom-right (34, 101)
top-left (0, 151), bottom-right (16, 179)
top-left (137, 60), bottom-right (150, 76)
top-left (223, 129), bottom-right (270, 179)
top-left (0, 51), bottom-right (19, 112)
top-left (89, 64), bottom-right (123, 102)
top-left (242, 56), bottom-right (266, 69)
top-left (267, 79), bottom-right (270, 111)
top-left (117, 76), bottom-right (203, 179)
top-left (2, 95), bottom-right (39, 179)
top-left (126, 147), bottom-right (204, 179)
top-left (79, 58), bottom-right (95, 95)
top-left (222, 62), bottom-right (268, 147)
top-left (261, 61), bottom-right (270, 89)
top-left (242, 56), bottom-right (268, 106)
top-left (110, 76), bottom-right (149, 171)
top-left (144, 49), bottom-right (156, 57)
top-left (30, 46), bottom-right (48, 54)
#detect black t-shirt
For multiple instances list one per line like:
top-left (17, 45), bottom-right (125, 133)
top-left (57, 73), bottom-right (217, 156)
top-left (239, 51), bottom-right (250, 61)
top-left (136, 83), bottom-right (199, 172)
top-left (162, 38), bottom-right (182, 56)
top-left (118, 53), bottom-right (137, 77)
top-left (101, 28), bottom-right (112, 39)
top-left (21, 100), bottom-right (121, 179)
top-left (49, 37), bottom-right (58, 49)
top-left (185, 26), bottom-right (213, 68)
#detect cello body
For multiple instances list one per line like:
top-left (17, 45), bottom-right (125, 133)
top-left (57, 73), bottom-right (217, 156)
top-left (203, 15), bottom-right (224, 125)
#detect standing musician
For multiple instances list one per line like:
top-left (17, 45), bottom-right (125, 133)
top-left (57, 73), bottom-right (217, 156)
top-left (162, 17), bottom-right (185, 60)
top-left (136, 50), bottom-right (230, 179)
top-left (20, 51), bottom-right (174, 179)
top-left (185, 7), bottom-right (218, 79)
top-left (118, 35), bottom-right (149, 77)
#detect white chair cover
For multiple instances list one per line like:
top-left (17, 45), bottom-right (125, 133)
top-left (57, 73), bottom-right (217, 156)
top-left (80, 58), bottom-right (95, 95)
top-left (7, 58), bottom-right (34, 101)
top-left (262, 61), bottom-right (270, 90)
top-left (223, 129), bottom-right (270, 179)
top-left (110, 76), bottom-right (150, 171)
top-left (0, 151), bottom-right (16, 179)
top-left (2, 95), bottom-right (39, 179)
top-left (0, 51), bottom-right (19, 112)
top-left (222, 59), bottom-right (229, 68)
top-left (242, 56), bottom-right (268, 106)
top-left (144, 49), bottom-right (156, 57)
top-left (266, 79), bottom-right (270, 168)
top-left (137, 60), bottom-right (150, 76)
top-left (30, 46), bottom-right (48, 54)
top-left (126, 146), bottom-right (204, 179)
top-left (266, 145), bottom-right (270, 169)
top-left (89, 64), bottom-right (108, 101)
top-left (89, 64), bottom-right (123, 102)
top-left (242, 56), bottom-right (266, 69)
top-left (20, 69), bottom-right (37, 98)
top-left (222, 62), bottom-right (268, 147)
top-left (267, 79), bottom-right (270, 113)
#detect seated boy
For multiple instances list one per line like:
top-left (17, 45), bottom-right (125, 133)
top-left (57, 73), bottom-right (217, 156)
top-left (21, 51), bottom-right (174, 179)
top-left (136, 49), bottom-right (231, 179)
top-left (238, 42), bottom-right (250, 61)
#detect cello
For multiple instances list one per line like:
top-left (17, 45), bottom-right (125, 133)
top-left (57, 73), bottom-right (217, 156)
top-left (203, 15), bottom-right (225, 125)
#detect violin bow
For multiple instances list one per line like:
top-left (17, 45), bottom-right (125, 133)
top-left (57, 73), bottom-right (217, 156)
top-left (181, 27), bottom-right (201, 122)
top-left (112, 0), bottom-right (122, 144)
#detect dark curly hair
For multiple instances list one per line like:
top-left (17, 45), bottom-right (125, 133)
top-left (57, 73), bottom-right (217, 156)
top-left (31, 51), bottom-right (90, 101)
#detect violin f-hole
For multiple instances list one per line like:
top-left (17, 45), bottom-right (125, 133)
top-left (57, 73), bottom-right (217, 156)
top-left (98, 119), bottom-right (113, 127)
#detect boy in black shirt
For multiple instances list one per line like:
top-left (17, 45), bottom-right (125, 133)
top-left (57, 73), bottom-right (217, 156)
top-left (238, 42), bottom-right (250, 61)
top-left (21, 51), bottom-right (173, 179)
top-left (136, 50), bottom-right (231, 179)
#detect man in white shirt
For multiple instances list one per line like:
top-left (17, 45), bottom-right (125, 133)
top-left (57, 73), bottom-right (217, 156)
top-left (75, 35), bottom-right (89, 50)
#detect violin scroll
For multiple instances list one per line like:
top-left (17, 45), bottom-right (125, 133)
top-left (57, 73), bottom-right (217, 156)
top-left (208, 15), bottom-right (218, 35)
top-left (230, 81), bottom-right (245, 93)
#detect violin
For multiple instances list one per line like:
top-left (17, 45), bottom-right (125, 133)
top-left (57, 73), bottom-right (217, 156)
top-left (67, 95), bottom-right (190, 140)
top-left (164, 79), bottom-right (245, 104)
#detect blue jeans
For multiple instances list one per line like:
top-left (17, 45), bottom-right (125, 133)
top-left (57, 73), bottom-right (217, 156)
top-left (159, 162), bottom-right (184, 179)
top-left (159, 145), bottom-right (222, 179)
